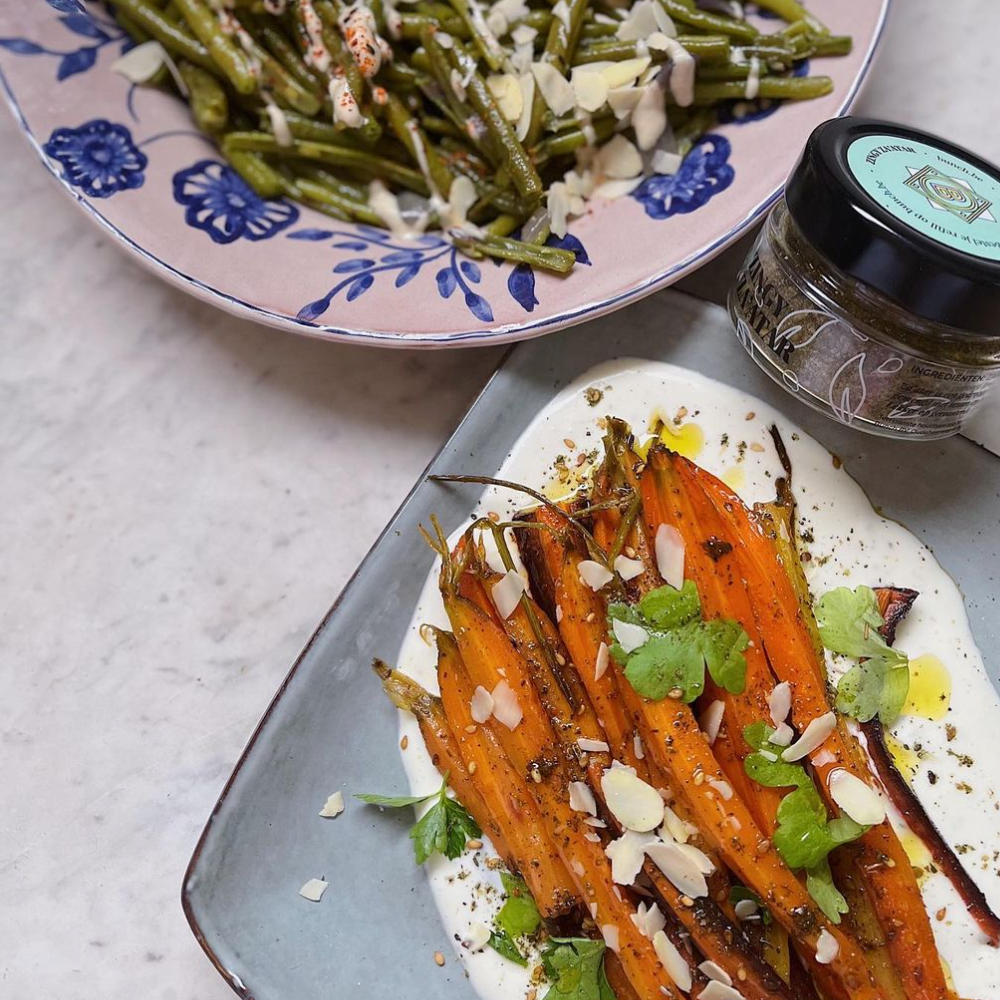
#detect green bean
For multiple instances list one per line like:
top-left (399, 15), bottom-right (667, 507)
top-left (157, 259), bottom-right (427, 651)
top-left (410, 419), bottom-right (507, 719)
top-left (809, 34), bottom-right (852, 57)
top-left (296, 177), bottom-right (385, 224)
top-left (112, 0), bottom-right (217, 71)
top-left (231, 18), bottom-right (323, 115)
top-left (451, 232), bottom-right (576, 272)
top-left (755, 0), bottom-right (827, 34)
top-left (657, 0), bottom-right (758, 43)
top-left (384, 93), bottom-right (455, 197)
top-left (179, 60), bottom-right (229, 132)
top-left (482, 213), bottom-right (523, 239)
top-left (579, 20), bottom-right (618, 40)
top-left (532, 116), bottom-right (616, 162)
top-left (256, 21), bottom-right (324, 90)
top-left (295, 163), bottom-right (370, 201)
top-left (685, 74), bottom-right (833, 105)
top-left (224, 131), bottom-right (431, 194)
top-left (397, 12), bottom-right (467, 40)
top-left (223, 145), bottom-right (289, 197)
top-left (446, 0), bottom-right (504, 71)
top-left (172, 0), bottom-right (257, 94)
top-left (572, 34), bottom-right (730, 66)
top-left (420, 114), bottom-right (463, 138)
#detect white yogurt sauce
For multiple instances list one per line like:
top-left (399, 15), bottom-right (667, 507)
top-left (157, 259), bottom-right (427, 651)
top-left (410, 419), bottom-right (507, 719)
top-left (390, 359), bottom-right (1000, 999)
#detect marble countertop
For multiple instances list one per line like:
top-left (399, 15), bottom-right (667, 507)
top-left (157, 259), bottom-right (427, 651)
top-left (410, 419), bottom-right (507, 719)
top-left (1, 3), bottom-right (997, 998)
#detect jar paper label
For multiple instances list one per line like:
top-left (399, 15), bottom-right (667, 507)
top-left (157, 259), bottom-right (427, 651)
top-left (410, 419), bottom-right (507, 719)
top-left (846, 134), bottom-right (1000, 262)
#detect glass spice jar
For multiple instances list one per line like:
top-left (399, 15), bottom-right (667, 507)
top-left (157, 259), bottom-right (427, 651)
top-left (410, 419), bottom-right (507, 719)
top-left (729, 117), bottom-right (1000, 439)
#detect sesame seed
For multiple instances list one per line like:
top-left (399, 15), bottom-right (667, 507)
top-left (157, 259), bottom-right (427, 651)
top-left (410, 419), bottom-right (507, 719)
top-left (434, 952), bottom-right (446, 967)
top-left (680, 895), bottom-right (694, 907)
top-left (564, 439), bottom-right (576, 449)
top-left (555, 652), bottom-right (566, 666)
top-left (468, 762), bottom-right (477, 774)
top-left (466, 839), bottom-right (484, 851)
top-left (465, 724), bottom-right (478, 734)
top-left (750, 442), bottom-right (765, 452)
top-left (488, 511), bottom-right (500, 522)
top-left (694, 771), bottom-right (705, 786)
top-left (576, 453), bottom-right (587, 467)
top-left (936, 907), bottom-right (947, 921)
top-left (586, 612), bottom-right (595, 622)
top-left (668, 687), bottom-right (683, 699)
top-left (737, 967), bottom-right (747, 982)
top-left (400, 735), bottom-right (409, 750)
top-left (624, 545), bottom-right (636, 558)
top-left (745, 411), bottom-right (755, 420)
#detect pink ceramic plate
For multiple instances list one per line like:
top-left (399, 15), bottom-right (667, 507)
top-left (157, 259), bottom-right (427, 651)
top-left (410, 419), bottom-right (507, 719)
top-left (1, 0), bottom-right (888, 347)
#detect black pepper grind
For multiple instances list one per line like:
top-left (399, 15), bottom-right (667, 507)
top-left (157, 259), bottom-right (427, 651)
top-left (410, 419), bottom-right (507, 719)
top-left (729, 116), bottom-right (1000, 439)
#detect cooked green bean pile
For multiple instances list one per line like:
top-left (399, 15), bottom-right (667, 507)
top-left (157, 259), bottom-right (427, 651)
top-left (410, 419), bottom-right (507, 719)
top-left (112, 0), bottom-right (850, 271)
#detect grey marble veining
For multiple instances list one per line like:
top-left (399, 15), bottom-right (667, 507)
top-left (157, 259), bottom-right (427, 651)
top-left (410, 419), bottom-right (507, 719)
top-left (1, 3), bottom-right (998, 998)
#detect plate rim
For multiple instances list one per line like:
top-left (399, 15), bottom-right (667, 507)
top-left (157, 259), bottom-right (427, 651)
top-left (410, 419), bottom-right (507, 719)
top-left (0, 0), bottom-right (890, 349)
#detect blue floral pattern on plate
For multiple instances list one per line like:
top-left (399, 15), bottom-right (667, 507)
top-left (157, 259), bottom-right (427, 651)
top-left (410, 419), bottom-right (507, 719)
top-left (0, 2), bottom-right (126, 80)
top-left (287, 227), bottom-right (498, 323)
top-left (505, 233), bottom-right (591, 314)
top-left (631, 134), bottom-right (735, 221)
top-left (173, 160), bottom-right (300, 244)
top-left (43, 117), bottom-right (147, 198)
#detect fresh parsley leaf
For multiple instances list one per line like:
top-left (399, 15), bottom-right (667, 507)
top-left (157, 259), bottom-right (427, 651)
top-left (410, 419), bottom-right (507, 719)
top-left (743, 723), bottom-right (811, 789)
top-left (541, 938), bottom-right (615, 1000)
top-left (806, 858), bottom-right (850, 924)
top-left (772, 783), bottom-right (867, 870)
top-left (498, 872), bottom-right (541, 938)
top-left (609, 587), bottom-right (748, 703)
top-left (728, 886), bottom-right (772, 925)
top-left (354, 791), bottom-right (435, 808)
top-left (358, 776), bottom-right (480, 865)
top-left (488, 929), bottom-right (528, 967)
top-left (637, 581), bottom-right (701, 629)
top-left (815, 586), bottom-right (909, 726)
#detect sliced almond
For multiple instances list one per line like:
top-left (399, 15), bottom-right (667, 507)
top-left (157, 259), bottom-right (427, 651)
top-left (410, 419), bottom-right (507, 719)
top-left (655, 523), bottom-right (685, 588)
top-left (652, 930), bottom-right (692, 992)
top-left (490, 679), bottom-right (523, 729)
top-left (486, 73), bottom-right (523, 121)
top-left (768, 681), bottom-right (792, 725)
top-left (578, 559), bottom-right (615, 591)
top-left (531, 61), bottom-right (575, 115)
top-left (491, 568), bottom-right (526, 619)
top-left (828, 768), bottom-right (886, 825)
top-left (699, 700), bottom-right (725, 745)
top-left (782, 711), bottom-right (836, 762)
top-left (578, 737), bottom-right (611, 753)
top-left (602, 767), bottom-right (664, 831)
top-left (612, 618), bottom-right (649, 654)
top-left (699, 961), bottom-right (732, 986)
top-left (595, 641), bottom-right (610, 681)
top-left (319, 791), bottom-right (345, 818)
top-left (646, 841), bottom-right (708, 898)
top-left (815, 927), bottom-right (839, 965)
top-left (470, 685), bottom-right (494, 724)
top-left (614, 553), bottom-right (645, 581)
top-left (298, 877), bottom-right (329, 902)
top-left (569, 780), bottom-right (598, 816)
top-left (605, 829), bottom-right (652, 885)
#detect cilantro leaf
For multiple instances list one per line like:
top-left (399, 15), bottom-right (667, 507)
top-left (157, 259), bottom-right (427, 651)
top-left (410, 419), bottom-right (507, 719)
top-left (541, 939), bottom-right (614, 1000)
top-left (358, 776), bottom-right (480, 864)
top-left (609, 587), bottom-right (748, 703)
top-left (498, 872), bottom-right (541, 938)
top-left (637, 581), bottom-right (701, 629)
top-left (815, 586), bottom-right (886, 658)
top-left (489, 929), bottom-right (528, 967)
top-left (354, 791), bottom-right (435, 808)
top-left (772, 784), bottom-right (867, 870)
top-left (815, 586), bottom-right (909, 726)
top-left (743, 723), bottom-right (811, 789)
top-left (806, 858), bottom-right (849, 924)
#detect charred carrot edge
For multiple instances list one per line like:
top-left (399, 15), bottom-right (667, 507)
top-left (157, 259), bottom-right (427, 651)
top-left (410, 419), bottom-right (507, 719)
top-left (685, 454), bottom-right (956, 1000)
top-left (433, 630), bottom-right (582, 917)
top-left (439, 590), bottom-right (686, 1000)
top-left (520, 506), bottom-right (844, 1000)
top-left (861, 591), bottom-right (1000, 947)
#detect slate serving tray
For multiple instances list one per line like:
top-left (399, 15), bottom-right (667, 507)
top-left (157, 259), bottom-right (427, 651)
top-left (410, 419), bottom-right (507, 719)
top-left (183, 291), bottom-right (999, 1000)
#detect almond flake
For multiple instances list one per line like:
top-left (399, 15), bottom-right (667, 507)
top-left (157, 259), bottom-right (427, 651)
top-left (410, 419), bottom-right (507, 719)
top-left (531, 61), bottom-right (575, 116)
top-left (591, 177), bottom-right (642, 200)
top-left (768, 682), bottom-right (792, 725)
top-left (599, 56), bottom-right (650, 89)
top-left (758, 749), bottom-right (778, 762)
top-left (634, 734), bottom-right (645, 760)
top-left (467, 922), bottom-right (491, 951)
top-left (491, 568), bottom-right (526, 619)
top-left (487, 73), bottom-right (523, 121)
top-left (812, 748), bottom-right (836, 767)
top-left (676, 842), bottom-right (715, 875)
top-left (655, 524), bottom-right (685, 588)
top-left (597, 134), bottom-right (643, 179)
top-left (111, 40), bottom-right (169, 84)
top-left (511, 23), bottom-right (536, 45)
top-left (470, 685), bottom-right (494, 724)
top-left (613, 618), bottom-right (649, 654)
top-left (491, 679), bottom-right (523, 729)
top-left (584, 831), bottom-right (602, 843)
top-left (605, 829), bottom-right (650, 884)
top-left (579, 737), bottom-right (611, 753)
top-left (614, 554), bottom-right (645, 581)
top-left (578, 559), bottom-right (615, 591)
top-left (632, 82), bottom-right (667, 151)
top-left (708, 779), bottom-right (732, 801)
top-left (571, 65), bottom-right (610, 113)
top-left (615, 0), bottom-right (659, 41)
top-left (782, 711), bottom-right (836, 762)
top-left (299, 877), bottom-right (329, 902)
top-left (319, 791), bottom-right (345, 818)
top-left (828, 769), bottom-right (886, 825)
top-left (733, 898), bottom-right (758, 920)
top-left (585, 816), bottom-right (607, 828)
top-left (659, 804), bottom-right (697, 844)
top-left (602, 767), bottom-right (664, 831)
top-left (700, 983), bottom-right (746, 1000)
top-left (569, 780), bottom-right (598, 816)
top-left (632, 900), bottom-right (667, 939)
top-left (595, 641), bottom-right (610, 681)
top-left (651, 149), bottom-right (682, 175)
top-left (607, 85), bottom-right (643, 119)
top-left (699, 961), bottom-right (732, 986)
top-left (601, 924), bottom-right (620, 953)
top-left (646, 841), bottom-right (708, 898)
top-left (815, 928), bottom-right (839, 965)
top-left (768, 722), bottom-right (794, 747)
top-left (515, 71), bottom-right (535, 141)
top-left (652, 930), bottom-right (692, 992)
top-left (700, 700), bottom-right (725, 745)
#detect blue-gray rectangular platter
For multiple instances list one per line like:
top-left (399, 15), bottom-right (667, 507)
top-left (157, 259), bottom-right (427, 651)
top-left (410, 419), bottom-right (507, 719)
top-left (183, 291), bottom-right (999, 1000)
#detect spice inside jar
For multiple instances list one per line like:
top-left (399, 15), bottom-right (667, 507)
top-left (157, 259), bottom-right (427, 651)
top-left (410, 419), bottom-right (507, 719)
top-left (729, 116), bottom-right (1000, 439)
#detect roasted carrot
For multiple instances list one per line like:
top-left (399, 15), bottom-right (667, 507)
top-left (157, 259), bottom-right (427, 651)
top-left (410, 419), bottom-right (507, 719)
top-left (433, 629), bottom-right (581, 917)
top-left (439, 587), bottom-right (687, 1000)
top-left (684, 453), bottom-right (956, 1000)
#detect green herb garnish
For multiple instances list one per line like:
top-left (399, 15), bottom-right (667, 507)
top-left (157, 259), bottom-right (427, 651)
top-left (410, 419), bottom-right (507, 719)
top-left (815, 586), bottom-right (909, 725)
top-left (355, 774), bottom-right (481, 865)
top-left (743, 723), bottom-right (866, 923)
top-left (497, 872), bottom-right (541, 938)
top-left (608, 583), bottom-right (748, 702)
top-left (488, 929), bottom-right (528, 967)
top-left (540, 938), bottom-right (615, 1000)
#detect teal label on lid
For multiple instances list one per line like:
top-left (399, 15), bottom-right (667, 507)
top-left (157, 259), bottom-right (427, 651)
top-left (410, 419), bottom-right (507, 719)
top-left (846, 134), bottom-right (1000, 262)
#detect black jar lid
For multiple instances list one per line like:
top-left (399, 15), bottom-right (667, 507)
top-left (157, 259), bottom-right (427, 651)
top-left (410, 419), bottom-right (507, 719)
top-left (785, 116), bottom-right (1000, 337)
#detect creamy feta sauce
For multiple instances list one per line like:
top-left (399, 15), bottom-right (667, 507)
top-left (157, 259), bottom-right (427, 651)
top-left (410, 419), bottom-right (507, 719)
top-left (391, 359), bottom-right (1000, 1000)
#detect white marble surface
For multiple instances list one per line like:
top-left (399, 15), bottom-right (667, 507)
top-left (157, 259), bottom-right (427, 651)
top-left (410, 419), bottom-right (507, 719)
top-left (1, 4), bottom-right (998, 998)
